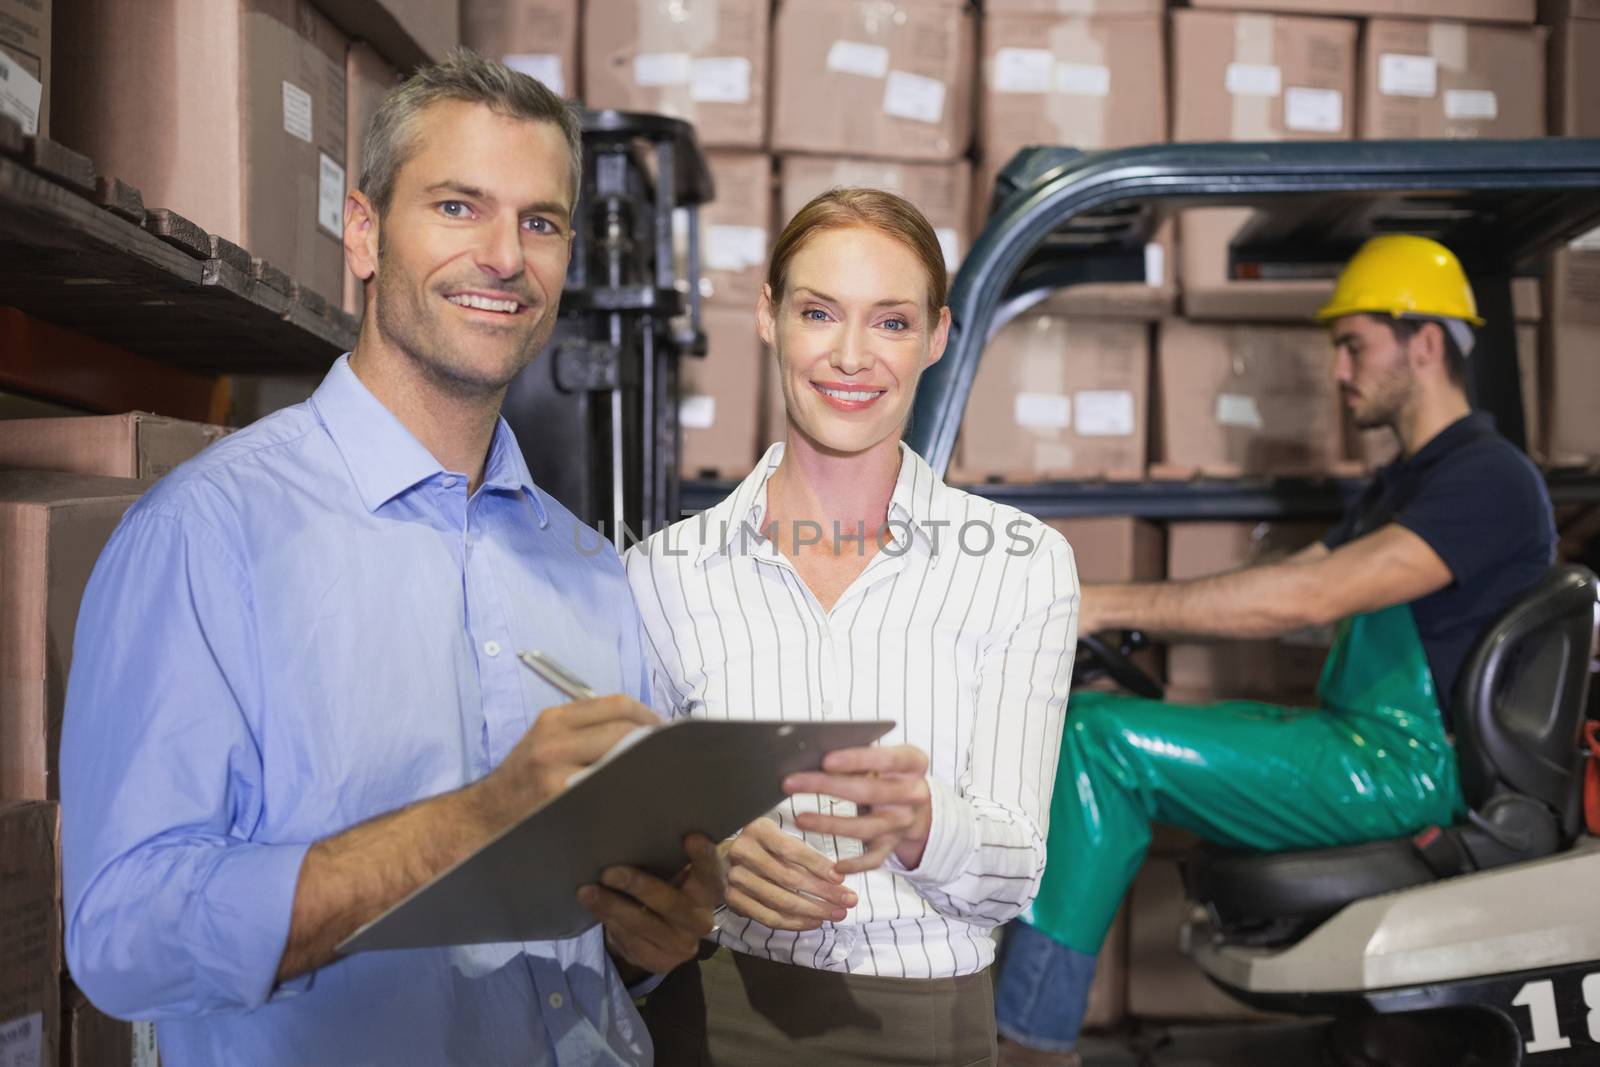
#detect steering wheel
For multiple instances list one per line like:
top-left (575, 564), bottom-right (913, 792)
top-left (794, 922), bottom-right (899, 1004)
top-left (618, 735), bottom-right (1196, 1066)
top-left (1074, 630), bottom-right (1165, 701)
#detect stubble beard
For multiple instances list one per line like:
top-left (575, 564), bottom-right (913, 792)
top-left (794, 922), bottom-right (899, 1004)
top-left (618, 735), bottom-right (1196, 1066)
top-left (373, 247), bottom-right (559, 401)
top-left (1350, 361), bottom-right (1417, 432)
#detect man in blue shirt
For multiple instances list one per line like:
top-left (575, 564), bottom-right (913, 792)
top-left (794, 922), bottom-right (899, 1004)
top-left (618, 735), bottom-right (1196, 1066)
top-left (61, 53), bottom-right (720, 1066)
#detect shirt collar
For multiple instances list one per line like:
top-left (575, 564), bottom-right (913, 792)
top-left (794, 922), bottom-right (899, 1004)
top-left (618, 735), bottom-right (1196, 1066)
top-left (694, 441), bottom-right (951, 565)
top-left (1401, 411), bottom-right (1495, 474)
top-left (309, 354), bottom-right (546, 524)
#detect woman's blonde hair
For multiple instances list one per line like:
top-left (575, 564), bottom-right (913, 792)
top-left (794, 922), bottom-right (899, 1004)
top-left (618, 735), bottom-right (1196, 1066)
top-left (765, 187), bottom-right (948, 314)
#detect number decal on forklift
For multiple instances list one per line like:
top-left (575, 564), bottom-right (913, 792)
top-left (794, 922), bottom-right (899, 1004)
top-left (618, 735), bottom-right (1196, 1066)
top-left (1513, 975), bottom-right (1600, 1054)
top-left (1514, 980), bottom-right (1574, 1053)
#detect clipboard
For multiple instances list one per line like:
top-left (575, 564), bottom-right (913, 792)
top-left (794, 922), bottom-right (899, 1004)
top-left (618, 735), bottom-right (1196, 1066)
top-left (338, 718), bottom-right (895, 954)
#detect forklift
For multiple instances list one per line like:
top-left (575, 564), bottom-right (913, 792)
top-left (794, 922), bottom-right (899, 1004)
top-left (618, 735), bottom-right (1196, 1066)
top-left (903, 139), bottom-right (1600, 1067)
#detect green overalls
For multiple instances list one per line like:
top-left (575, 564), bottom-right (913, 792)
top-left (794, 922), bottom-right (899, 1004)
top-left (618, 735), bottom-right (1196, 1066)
top-left (1026, 603), bottom-right (1467, 954)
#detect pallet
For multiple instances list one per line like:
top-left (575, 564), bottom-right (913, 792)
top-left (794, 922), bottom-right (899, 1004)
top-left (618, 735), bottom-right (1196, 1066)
top-left (0, 118), bottom-right (355, 375)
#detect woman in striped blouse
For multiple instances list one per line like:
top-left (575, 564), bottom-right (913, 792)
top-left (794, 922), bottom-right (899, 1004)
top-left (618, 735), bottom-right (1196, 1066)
top-left (624, 188), bottom-right (1079, 1067)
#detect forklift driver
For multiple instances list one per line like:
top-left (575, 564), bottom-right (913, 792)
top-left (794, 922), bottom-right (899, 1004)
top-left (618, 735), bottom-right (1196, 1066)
top-left (992, 235), bottom-right (1558, 1067)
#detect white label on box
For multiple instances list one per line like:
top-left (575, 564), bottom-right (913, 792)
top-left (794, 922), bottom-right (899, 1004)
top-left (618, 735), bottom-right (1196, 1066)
top-left (827, 40), bottom-right (890, 79)
top-left (993, 48), bottom-right (1055, 94)
top-left (1144, 242), bottom-right (1164, 287)
top-left (680, 394), bottom-right (716, 430)
top-left (318, 153), bottom-right (345, 237)
top-left (935, 227), bottom-right (960, 270)
top-left (282, 80), bottom-right (314, 142)
top-left (1225, 63), bottom-right (1281, 97)
top-left (883, 71), bottom-right (946, 124)
top-left (503, 54), bottom-right (565, 97)
top-left (1378, 54), bottom-right (1437, 98)
top-left (1075, 391), bottom-right (1136, 437)
top-left (1216, 392), bottom-right (1265, 430)
top-left (634, 52), bottom-right (692, 87)
top-left (1015, 392), bottom-right (1072, 430)
top-left (132, 1022), bottom-right (159, 1067)
top-left (1284, 86), bottom-right (1343, 133)
top-left (0, 1012), bottom-right (42, 1067)
top-left (691, 57), bottom-right (752, 103)
top-left (1444, 88), bottom-right (1497, 120)
top-left (1571, 226), bottom-right (1600, 252)
top-left (706, 224), bottom-right (767, 271)
top-left (0, 50), bottom-right (42, 136)
top-left (1055, 62), bottom-right (1111, 98)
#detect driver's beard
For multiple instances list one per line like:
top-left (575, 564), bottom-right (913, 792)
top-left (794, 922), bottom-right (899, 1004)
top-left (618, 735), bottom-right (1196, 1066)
top-left (372, 242), bottom-right (553, 400)
top-left (1352, 362), bottom-right (1418, 432)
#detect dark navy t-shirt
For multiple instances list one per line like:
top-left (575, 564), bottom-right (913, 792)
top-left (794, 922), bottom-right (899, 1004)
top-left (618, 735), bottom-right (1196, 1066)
top-left (1323, 413), bottom-right (1555, 717)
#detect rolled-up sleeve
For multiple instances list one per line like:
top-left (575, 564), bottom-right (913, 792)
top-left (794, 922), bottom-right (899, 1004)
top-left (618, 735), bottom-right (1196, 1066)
top-left (890, 531), bottom-right (1079, 927)
top-left (62, 505), bottom-right (309, 1020)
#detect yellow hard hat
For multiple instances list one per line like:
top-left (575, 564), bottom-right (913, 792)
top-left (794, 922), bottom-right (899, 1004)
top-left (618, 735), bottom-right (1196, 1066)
top-left (1315, 234), bottom-right (1485, 326)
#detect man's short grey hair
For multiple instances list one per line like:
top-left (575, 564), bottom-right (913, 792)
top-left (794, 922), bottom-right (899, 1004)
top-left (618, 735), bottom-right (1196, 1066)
top-left (359, 47), bottom-right (583, 219)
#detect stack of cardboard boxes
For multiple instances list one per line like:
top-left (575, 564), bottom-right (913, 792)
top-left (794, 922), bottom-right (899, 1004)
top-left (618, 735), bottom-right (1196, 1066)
top-left (1541, 0), bottom-right (1600, 470)
top-left (48, 0), bottom-right (456, 322)
top-left (0, 413), bottom-right (234, 1066)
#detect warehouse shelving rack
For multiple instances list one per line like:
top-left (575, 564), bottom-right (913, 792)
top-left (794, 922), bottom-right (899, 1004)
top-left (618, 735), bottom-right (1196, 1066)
top-left (0, 108), bottom-right (713, 538)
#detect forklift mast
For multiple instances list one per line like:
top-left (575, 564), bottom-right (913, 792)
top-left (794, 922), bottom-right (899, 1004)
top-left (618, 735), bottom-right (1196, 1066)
top-left (501, 110), bottom-right (713, 545)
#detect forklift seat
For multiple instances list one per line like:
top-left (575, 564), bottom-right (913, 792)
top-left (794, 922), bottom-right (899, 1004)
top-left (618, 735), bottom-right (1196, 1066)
top-left (1182, 565), bottom-right (1600, 947)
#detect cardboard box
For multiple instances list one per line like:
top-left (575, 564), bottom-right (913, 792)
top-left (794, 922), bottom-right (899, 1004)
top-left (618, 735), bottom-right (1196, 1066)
top-left (680, 306), bottom-right (765, 480)
top-left (1128, 856), bottom-right (1283, 1020)
top-left (1543, 248), bottom-right (1600, 466)
top-left (1355, 322), bottom-right (1540, 469)
top-left (462, 0), bottom-right (579, 98)
top-left (700, 152), bottom-right (773, 309)
top-left (1180, 208), bottom-right (1337, 322)
top-left (1047, 516), bottom-right (1164, 682)
top-left (771, 0), bottom-right (975, 162)
top-left (988, 0), bottom-right (1162, 11)
top-left (582, 0), bottom-right (769, 149)
top-left (1032, 220), bottom-right (1178, 322)
top-left (780, 156), bottom-right (972, 273)
top-left (55, 0), bottom-right (351, 302)
top-left (1153, 320), bottom-right (1344, 478)
top-left (315, 0), bottom-right (458, 68)
top-left (1172, 10), bottom-right (1358, 143)
top-left (1045, 517), bottom-right (1164, 585)
top-left (1545, 0), bottom-right (1600, 135)
top-left (62, 984), bottom-right (161, 1067)
top-left (0, 801), bottom-right (59, 1067)
top-left (344, 41), bottom-right (399, 315)
top-left (1188, 0), bottom-right (1532, 21)
top-left (0, 0), bottom-right (49, 135)
top-left (978, 12), bottom-right (1166, 187)
top-left (954, 314), bottom-right (1150, 481)
top-left (0, 471), bottom-right (144, 800)
top-left (1165, 521), bottom-right (1331, 700)
top-left (0, 413), bottom-right (226, 480)
top-left (1358, 20), bottom-right (1546, 140)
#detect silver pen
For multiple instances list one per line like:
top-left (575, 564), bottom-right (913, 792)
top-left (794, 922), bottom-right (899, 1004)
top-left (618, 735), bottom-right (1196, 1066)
top-left (517, 649), bottom-right (598, 701)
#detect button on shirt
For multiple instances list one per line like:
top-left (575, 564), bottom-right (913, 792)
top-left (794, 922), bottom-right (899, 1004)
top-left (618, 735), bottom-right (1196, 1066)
top-left (61, 356), bottom-right (652, 1067)
top-left (625, 443), bottom-right (1079, 978)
